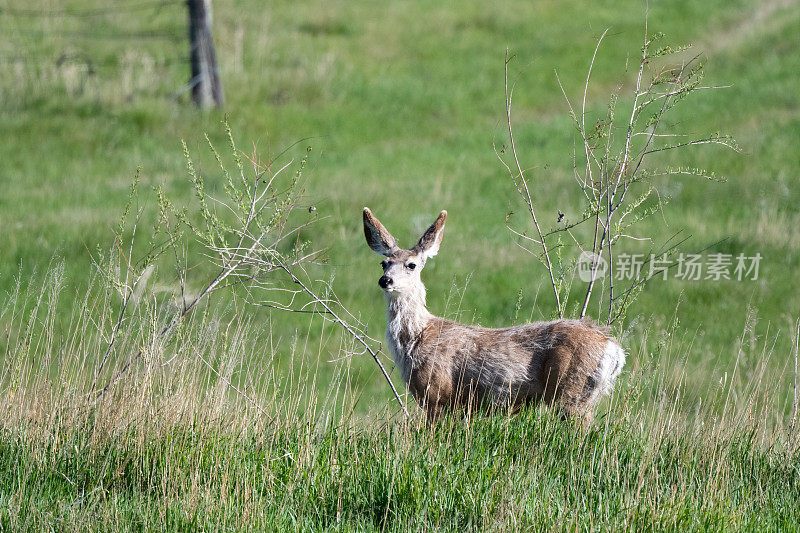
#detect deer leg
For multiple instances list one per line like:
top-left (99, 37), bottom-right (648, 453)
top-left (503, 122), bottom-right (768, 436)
top-left (559, 403), bottom-right (594, 430)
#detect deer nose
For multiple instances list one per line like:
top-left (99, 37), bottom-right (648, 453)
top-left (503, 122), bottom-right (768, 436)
top-left (378, 275), bottom-right (392, 289)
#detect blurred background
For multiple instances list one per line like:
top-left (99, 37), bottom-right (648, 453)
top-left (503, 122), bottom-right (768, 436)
top-left (1, 0), bottom-right (798, 411)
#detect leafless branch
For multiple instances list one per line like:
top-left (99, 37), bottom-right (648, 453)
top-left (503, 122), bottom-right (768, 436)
top-left (502, 49), bottom-right (563, 317)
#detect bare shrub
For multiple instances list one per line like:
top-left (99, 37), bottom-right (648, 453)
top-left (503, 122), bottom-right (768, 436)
top-left (499, 17), bottom-right (739, 324)
top-left (88, 122), bottom-right (408, 416)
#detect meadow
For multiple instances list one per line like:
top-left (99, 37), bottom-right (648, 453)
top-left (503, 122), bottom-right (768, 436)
top-left (1, 0), bottom-right (799, 529)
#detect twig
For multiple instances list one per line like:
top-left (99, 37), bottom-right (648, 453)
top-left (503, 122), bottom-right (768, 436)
top-left (276, 262), bottom-right (410, 418)
top-left (791, 317), bottom-right (799, 441)
top-left (197, 351), bottom-right (276, 423)
top-left (502, 49), bottom-right (563, 317)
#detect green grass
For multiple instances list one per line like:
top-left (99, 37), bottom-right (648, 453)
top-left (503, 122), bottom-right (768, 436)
top-left (1, 275), bottom-right (798, 530)
top-left (2, 0), bottom-right (800, 529)
top-left (4, 410), bottom-right (798, 530)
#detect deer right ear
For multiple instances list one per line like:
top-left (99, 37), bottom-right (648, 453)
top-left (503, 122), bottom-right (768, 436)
top-left (363, 207), bottom-right (398, 256)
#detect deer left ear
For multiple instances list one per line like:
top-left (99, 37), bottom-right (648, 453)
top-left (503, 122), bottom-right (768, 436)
top-left (414, 210), bottom-right (447, 260)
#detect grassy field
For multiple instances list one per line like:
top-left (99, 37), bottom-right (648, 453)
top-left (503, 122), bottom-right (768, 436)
top-left (1, 281), bottom-right (798, 530)
top-left (2, 0), bottom-right (800, 529)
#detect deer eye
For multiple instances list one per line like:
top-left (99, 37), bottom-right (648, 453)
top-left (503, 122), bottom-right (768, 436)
top-left (407, 262), bottom-right (416, 271)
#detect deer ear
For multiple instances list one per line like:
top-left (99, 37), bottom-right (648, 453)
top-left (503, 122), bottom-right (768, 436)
top-left (363, 207), bottom-right (398, 256)
top-left (415, 210), bottom-right (447, 260)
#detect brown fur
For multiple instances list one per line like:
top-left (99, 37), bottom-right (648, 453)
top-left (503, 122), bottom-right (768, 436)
top-left (363, 207), bottom-right (625, 425)
top-left (407, 318), bottom-right (614, 424)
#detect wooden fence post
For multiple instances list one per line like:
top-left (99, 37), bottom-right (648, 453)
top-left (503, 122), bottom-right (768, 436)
top-left (187, 0), bottom-right (224, 108)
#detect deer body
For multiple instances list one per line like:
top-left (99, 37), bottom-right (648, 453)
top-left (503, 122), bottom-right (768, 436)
top-left (364, 207), bottom-right (625, 424)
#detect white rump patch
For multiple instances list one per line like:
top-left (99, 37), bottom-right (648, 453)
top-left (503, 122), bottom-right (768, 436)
top-left (598, 340), bottom-right (626, 396)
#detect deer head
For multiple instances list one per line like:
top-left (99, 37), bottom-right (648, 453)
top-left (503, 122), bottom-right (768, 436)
top-left (363, 207), bottom-right (447, 297)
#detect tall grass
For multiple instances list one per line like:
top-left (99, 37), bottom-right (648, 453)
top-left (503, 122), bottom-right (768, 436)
top-left (2, 266), bottom-right (798, 530)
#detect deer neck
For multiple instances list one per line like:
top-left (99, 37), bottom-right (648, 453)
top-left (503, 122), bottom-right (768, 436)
top-left (384, 283), bottom-right (432, 383)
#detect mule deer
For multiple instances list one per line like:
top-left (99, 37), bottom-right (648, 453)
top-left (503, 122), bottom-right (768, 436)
top-left (363, 207), bottom-right (625, 425)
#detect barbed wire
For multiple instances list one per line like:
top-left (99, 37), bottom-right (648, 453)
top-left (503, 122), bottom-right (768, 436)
top-left (0, 0), bottom-right (181, 18)
top-left (0, 1), bottom-right (215, 102)
top-left (0, 52), bottom-right (190, 67)
top-left (8, 27), bottom-right (184, 42)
